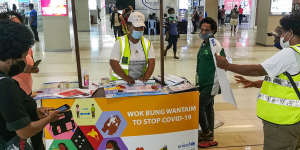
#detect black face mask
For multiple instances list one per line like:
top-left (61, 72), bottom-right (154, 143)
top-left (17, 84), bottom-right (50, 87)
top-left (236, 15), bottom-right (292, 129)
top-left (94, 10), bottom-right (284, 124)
top-left (8, 60), bottom-right (26, 77)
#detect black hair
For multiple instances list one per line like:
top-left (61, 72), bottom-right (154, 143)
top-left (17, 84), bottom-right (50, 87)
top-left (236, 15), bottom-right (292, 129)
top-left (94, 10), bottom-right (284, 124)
top-left (0, 20), bottom-right (34, 61)
top-left (29, 3), bottom-right (34, 9)
top-left (234, 5), bottom-right (238, 7)
top-left (200, 17), bottom-right (218, 34)
top-left (168, 8), bottom-right (175, 14)
top-left (0, 11), bottom-right (24, 23)
top-left (280, 13), bottom-right (300, 37)
top-left (106, 140), bottom-right (120, 150)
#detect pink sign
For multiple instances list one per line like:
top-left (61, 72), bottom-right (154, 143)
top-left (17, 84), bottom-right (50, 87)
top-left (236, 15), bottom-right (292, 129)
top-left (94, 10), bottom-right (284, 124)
top-left (224, 0), bottom-right (252, 14)
top-left (41, 0), bottom-right (68, 16)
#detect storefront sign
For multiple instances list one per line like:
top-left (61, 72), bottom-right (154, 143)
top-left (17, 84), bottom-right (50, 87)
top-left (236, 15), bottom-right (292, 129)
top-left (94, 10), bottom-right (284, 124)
top-left (270, 0), bottom-right (293, 15)
top-left (41, 0), bottom-right (68, 16)
top-left (224, 0), bottom-right (252, 14)
top-left (42, 92), bottom-right (199, 149)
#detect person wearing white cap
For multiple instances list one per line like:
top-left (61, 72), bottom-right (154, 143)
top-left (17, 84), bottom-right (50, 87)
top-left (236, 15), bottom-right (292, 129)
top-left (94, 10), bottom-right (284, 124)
top-left (110, 11), bottom-right (156, 84)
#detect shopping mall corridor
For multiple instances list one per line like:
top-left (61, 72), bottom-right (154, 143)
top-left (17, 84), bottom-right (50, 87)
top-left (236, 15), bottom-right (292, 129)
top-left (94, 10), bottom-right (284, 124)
top-left (31, 16), bottom-right (282, 149)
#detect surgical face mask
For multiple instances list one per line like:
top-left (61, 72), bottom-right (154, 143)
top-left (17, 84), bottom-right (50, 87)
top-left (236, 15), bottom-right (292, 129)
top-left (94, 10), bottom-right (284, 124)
top-left (131, 29), bottom-right (143, 40)
top-left (280, 32), bottom-right (292, 49)
top-left (8, 60), bottom-right (26, 77)
top-left (199, 32), bottom-right (213, 40)
top-left (169, 14), bottom-right (176, 18)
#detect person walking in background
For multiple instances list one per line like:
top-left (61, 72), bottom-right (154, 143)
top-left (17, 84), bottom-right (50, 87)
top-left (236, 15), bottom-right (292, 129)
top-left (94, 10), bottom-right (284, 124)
top-left (111, 7), bottom-right (122, 39)
top-left (120, 8), bottom-right (131, 35)
top-left (162, 13), bottom-right (167, 34)
top-left (230, 5), bottom-right (239, 34)
top-left (12, 4), bottom-right (17, 12)
top-left (97, 6), bottom-right (101, 21)
top-left (221, 5), bottom-right (226, 25)
top-left (164, 8), bottom-right (179, 59)
top-left (29, 3), bottom-right (39, 42)
top-left (218, 6), bottom-right (222, 27)
top-left (192, 8), bottom-right (200, 33)
top-left (239, 5), bottom-right (243, 25)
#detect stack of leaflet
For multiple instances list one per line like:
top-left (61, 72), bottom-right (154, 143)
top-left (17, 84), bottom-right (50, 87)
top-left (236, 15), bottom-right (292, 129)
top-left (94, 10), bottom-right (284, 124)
top-left (103, 80), bottom-right (169, 98)
top-left (154, 74), bottom-right (197, 93)
top-left (34, 81), bottom-right (92, 100)
top-left (34, 88), bottom-right (92, 100)
top-left (154, 74), bottom-right (186, 86)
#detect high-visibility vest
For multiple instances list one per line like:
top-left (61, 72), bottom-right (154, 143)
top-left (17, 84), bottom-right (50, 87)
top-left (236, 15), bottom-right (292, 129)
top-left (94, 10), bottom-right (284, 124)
top-left (111, 35), bottom-right (151, 81)
top-left (257, 44), bottom-right (300, 125)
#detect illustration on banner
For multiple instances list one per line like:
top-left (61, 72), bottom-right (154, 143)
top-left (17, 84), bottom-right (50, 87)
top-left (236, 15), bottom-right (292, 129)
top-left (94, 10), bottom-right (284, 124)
top-left (98, 138), bottom-right (128, 150)
top-left (96, 111), bottom-right (127, 138)
top-left (71, 99), bottom-right (103, 125)
top-left (49, 140), bottom-right (77, 150)
top-left (46, 111), bottom-right (77, 139)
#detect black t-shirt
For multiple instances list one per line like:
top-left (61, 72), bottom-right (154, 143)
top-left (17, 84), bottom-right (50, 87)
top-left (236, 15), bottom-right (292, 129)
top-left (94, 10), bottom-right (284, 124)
top-left (0, 72), bottom-right (37, 142)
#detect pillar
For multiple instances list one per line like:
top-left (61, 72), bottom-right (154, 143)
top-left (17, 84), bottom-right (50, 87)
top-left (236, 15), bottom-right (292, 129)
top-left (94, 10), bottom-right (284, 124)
top-left (205, 0), bottom-right (218, 21)
top-left (42, 16), bottom-right (72, 51)
top-left (256, 0), bottom-right (283, 46)
top-left (75, 0), bottom-right (90, 32)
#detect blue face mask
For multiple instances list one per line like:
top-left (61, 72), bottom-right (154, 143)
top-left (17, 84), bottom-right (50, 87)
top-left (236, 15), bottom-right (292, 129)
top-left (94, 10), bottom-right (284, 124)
top-left (274, 42), bottom-right (282, 50)
top-left (169, 14), bottom-right (176, 18)
top-left (131, 30), bottom-right (143, 40)
top-left (199, 32), bottom-right (213, 40)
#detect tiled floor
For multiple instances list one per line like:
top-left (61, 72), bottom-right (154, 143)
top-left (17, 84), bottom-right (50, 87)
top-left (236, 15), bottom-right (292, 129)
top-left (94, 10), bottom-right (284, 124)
top-left (32, 16), bottom-right (282, 149)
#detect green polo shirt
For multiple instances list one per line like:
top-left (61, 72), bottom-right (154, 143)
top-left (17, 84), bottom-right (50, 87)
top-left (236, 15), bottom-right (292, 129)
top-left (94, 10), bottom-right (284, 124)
top-left (196, 41), bottom-right (225, 95)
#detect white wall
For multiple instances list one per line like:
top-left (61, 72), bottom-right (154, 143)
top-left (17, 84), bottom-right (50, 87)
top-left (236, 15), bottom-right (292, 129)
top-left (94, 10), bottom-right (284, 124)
top-left (76, 0), bottom-right (90, 32)
top-left (42, 16), bottom-right (71, 51)
top-left (135, 0), bottom-right (179, 20)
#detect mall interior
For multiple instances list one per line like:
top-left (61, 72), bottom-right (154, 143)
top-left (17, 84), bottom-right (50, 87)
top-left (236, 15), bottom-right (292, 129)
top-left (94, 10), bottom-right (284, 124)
top-left (0, 0), bottom-right (300, 150)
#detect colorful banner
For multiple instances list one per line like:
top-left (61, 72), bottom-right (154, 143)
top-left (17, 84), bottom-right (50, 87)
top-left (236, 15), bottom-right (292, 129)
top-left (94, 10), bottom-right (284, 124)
top-left (41, 0), bottom-right (68, 16)
top-left (224, 0), bottom-right (252, 14)
top-left (42, 91), bottom-right (199, 150)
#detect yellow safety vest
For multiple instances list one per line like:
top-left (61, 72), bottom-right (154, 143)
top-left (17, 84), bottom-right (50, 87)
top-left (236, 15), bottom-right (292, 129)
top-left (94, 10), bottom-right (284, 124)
top-left (257, 44), bottom-right (300, 125)
top-left (111, 35), bottom-right (151, 81)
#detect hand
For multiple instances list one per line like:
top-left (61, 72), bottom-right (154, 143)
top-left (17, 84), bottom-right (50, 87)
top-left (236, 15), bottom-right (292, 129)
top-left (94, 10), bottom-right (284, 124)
top-left (31, 67), bottom-right (39, 73)
top-left (138, 76), bottom-right (149, 82)
top-left (215, 53), bottom-right (229, 70)
top-left (23, 65), bottom-right (33, 73)
top-left (124, 76), bottom-right (135, 85)
top-left (37, 107), bottom-right (55, 119)
top-left (234, 75), bottom-right (256, 88)
top-left (47, 110), bottom-right (63, 122)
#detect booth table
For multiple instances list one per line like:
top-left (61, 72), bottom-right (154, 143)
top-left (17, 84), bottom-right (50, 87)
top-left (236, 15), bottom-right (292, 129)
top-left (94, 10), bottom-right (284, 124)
top-left (42, 91), bottom-right (199, 150)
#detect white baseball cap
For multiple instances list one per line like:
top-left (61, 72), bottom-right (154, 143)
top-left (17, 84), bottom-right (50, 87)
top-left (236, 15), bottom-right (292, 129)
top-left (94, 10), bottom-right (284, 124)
top-left (128, 11), bottom-right (146, 27)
